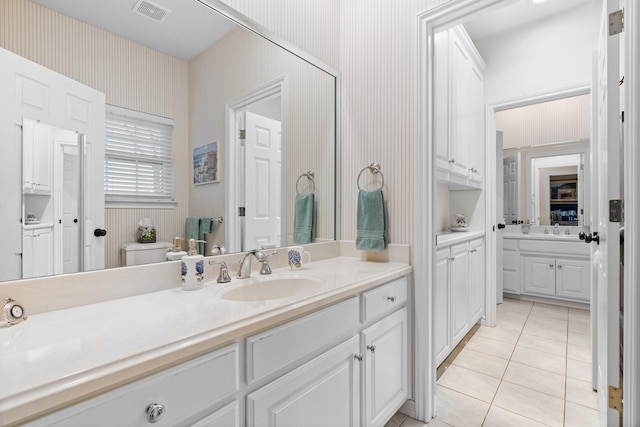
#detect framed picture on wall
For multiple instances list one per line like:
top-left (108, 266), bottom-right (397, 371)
top-left (193, 141), bottom-right (220, 185)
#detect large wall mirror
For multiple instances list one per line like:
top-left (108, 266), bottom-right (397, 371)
top-left (498, 94), bottom-right (590, 227)
top-left (0, 0), bottom-right (337, 282)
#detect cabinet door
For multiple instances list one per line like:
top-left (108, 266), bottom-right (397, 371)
top-left (468, 64), bottom-right (484, 184)
top-left (192, 401), bottom-right (240, 427)
top-left (469, 238), bottom-right (484, 324)
top-left (22, 119), bottom-right (52, 194)
top-left (362, 308), bottom-right (408, 427)
top-left (522, 256), bottom-right (556, 297)
top-left (22, 231), bottom-right (35, 278)
top-left (451, 242), bottom-right (470, 344)
top-left (434, 248), bottom-right (451, 366)
top-left (555, 258), bottom-right (590, 301)
top-left (247, 336), bottom-right (360, 427)
top-left (434, 31), bottom-right (451, 173)
top-left (449, 32), bottom-right (472, 179)
top-left (33, 227), bottom-right (53, 278)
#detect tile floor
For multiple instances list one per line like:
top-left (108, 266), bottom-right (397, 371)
top-left (386, 298), bottom-right (599, 427)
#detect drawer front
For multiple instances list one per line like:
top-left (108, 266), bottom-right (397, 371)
top-left (246, 297), bottom-right (359, 384)
top-left (519, 239), bottom-right (589, 256)
top-left (503, 239), bottom-right (518, 250)
top-left (34, 344), bottom-right (239, 427)
top-left (361, 276), bottom-right (408, 323)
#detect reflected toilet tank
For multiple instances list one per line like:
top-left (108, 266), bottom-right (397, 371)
top-left (120, 241), bottom-right (172, 266)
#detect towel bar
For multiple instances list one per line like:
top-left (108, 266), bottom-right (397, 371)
top-left (296, 171), bottom-right (316, 194)
top-left (357, 162), bottom-right (384, 190)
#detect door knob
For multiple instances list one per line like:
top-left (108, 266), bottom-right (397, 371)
top-left (580, 231), bottom-right (599, 245)
top-left (94, 228), bottom-right (107, 237)
top-left (497, 223), bottom-right (506, 230)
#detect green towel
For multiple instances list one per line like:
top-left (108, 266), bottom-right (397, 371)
top-left (356, 189), bottom-right (387, 251)
top-left (185, 217), bottom-right (200, 251)
top-left (293, 193), bottom-right (315, 244)
top-left (199, 217), bottom-right (213, 254)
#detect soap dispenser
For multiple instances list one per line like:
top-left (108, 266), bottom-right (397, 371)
top-left (181, 239), bottom-right (205, 291)
top-left (166, 237), bottom-right (187, 261)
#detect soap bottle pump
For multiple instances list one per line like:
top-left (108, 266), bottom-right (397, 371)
top-left (181, 239), bottom-right (206, 291)
top-left (166, 237), bottom-right (187, 261)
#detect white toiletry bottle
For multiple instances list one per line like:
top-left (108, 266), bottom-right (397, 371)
top-left (166, 237), bottom-right (187, 261)
top-left (181, 239), bottom-right (206, 291)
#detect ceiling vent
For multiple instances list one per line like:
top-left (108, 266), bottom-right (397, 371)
top-left (132, 0), bottom-right (171, 23)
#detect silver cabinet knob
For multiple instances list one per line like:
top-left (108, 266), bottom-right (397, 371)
top-left (449, 159), bottom-right (456, 164)
top-left (146, 403), bottom-right (165, 423)
top-left (387, 296), bottom-right (396, 303)
top-left (367, 344), bottom-right (376, 352)
top-left (549, 264), bottom-right (554, 268)
top-left (557, 265), bottom-right (562, 269)
top-left (354, 354), bottom-right (363, 361)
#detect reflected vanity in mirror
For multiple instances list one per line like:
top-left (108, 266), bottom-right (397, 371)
top-left (498, 94), bottom-right (590, 228)
top-left (0, 0), bottom-right (337, 282)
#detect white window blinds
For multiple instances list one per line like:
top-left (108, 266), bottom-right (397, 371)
top-left (105, 105), bottom-right (174, 204)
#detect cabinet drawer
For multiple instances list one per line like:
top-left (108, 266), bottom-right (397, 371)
top-left (31, 344), bottom-right (239, 427)
top-left (246, 297), bottom-right (359, 384)
top-left (361, 276), bottom-right (408, 323)
top-left (519, 239), bottom-right (589, 256)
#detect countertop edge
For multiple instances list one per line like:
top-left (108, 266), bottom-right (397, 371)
top-left (1, 264), bottom-right (413, 426)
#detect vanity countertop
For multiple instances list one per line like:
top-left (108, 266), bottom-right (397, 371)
top-left (436, 228), bottom-right (485, 247)
top-left (0, 256), bottom-right (411, 426)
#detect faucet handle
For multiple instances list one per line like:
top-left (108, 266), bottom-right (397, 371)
top-left (208, 260), bottom-right (232, 283)
top-left (259, 251), bottom-right (278, 275)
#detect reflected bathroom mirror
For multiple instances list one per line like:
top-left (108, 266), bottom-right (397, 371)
top-left (498, 94), bottom-right (590, 227)
top-left (0, 0), bottom-right (337, 282)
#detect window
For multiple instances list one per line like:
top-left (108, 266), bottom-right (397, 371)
top-left (105, 105), bottom-right (175, 206)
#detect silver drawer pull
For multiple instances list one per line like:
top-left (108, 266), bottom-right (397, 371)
top-left (146, 403), bottom-right (165, 423)
top-left (387, 296), bottom-right (396, 303)
top-left (354, 354), bottom-right (363, 361)
top-left (367, 344), bottom-right (376, 352)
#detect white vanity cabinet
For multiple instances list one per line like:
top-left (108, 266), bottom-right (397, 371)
top-left (434, 26), bottom-right (486, 189)
top-left (435, 235), bottom-right (485, 366)
top-left (503, 236), bottom-right (591, 302)
top-left (22, 226), bottom-right (53, 278)
top-left (523, 256), bottom-right (590, 301)
top-left (247, 277), bottom-right (409, 427)
top-left (27, 344), bottom-right (241, 427)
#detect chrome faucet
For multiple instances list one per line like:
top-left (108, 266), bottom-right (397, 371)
top-left (236, 250), bottom-right (277, 279)
top-left (553, 223), bottom-right (560, 235)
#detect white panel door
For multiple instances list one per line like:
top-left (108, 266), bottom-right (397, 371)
top-left (595, 0), bottom-right (622, 424)
top-left (503, 154), bottom-right (519, 226)
top-left (496, 131), bottom-right (504, 304)
top-left (244, 111), bottom-right (282, 250)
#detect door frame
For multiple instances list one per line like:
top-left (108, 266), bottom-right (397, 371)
top-left (417, 0), bottom-right (639, 423)
top-left (224, 77), bottom-right (285, 253)
top-left (623, 1), bottom-right (640, 424)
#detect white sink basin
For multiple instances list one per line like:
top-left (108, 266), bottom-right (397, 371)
top-left (220, 274), bottom-right (325, 302)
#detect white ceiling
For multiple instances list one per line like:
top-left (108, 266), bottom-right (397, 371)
top-left (464, 0), bottom-right (597, 42)
top-left (30, 0), bottom-right (237, 61)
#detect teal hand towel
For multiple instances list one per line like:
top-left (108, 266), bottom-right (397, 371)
top-left (199, 217), bottom-right (213, 254)
top-left (293, 193), bottom-right (315, 244)
top-left (185, 216), bottom-right (200, 251)
top-left (356, 189), bottom-right (387, 251)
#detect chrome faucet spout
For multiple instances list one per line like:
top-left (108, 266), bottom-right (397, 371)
top-left (553, 223), bottom-right (560, 235)
top-left (237, 250), bottom-right (267, 279)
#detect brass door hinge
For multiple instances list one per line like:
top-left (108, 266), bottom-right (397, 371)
top-left (609, 385), bottom-right (623, 412)
top-left (239, 129), bottom-right (246, 139)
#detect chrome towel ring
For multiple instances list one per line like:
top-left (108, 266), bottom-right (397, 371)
top-left (296, 171), bottom-right (316, 195)
top-left (357, 162), bottom-right (384, 190)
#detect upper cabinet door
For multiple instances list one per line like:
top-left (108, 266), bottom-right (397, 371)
top-left (449, 32), bottom-right (472, 179)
